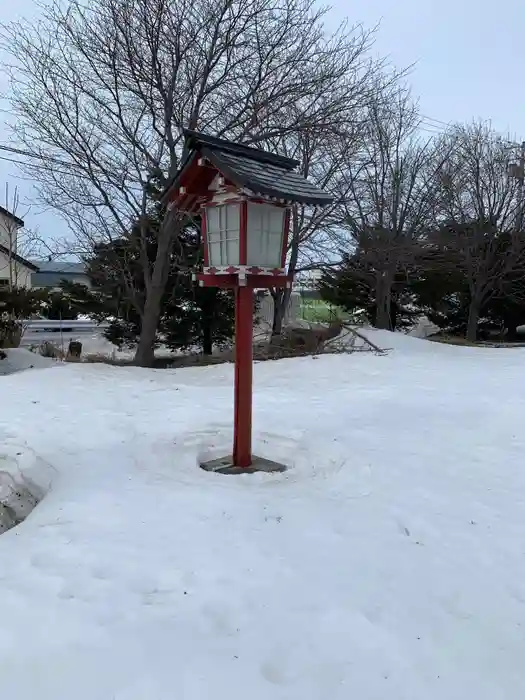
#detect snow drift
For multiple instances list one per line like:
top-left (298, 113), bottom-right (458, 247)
top-left (0, 347), bottom-right (56, 375)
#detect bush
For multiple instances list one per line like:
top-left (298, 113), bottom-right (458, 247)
top-left (0, 286), bottom-right (49, 348)
top-left (0, 318), bottom-right (22, 349)
top-left (35, 341), bottom-right (63, 359)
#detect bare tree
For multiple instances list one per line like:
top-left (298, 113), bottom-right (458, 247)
top-left (265, 126), bottom-right (359, 336)
top-left (264, 74), bottom-right (410, 337)
top-left (2, 0), bottom-right (389, 365)
top-left (337, 90), bottom-right (443, 329)
top-left (431, 123), bottom-right (525, 341)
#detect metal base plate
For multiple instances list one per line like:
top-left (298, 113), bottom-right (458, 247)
top-left (200, 455), bottom-right (288, 475)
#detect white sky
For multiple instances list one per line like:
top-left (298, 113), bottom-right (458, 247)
top-left (0, 0), bottom-right (524, 245)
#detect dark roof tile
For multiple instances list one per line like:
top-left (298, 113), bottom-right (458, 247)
top-left (168, 130), bottom-right (333, 207)
top-left (184, 130), bottom-right (298, 169)
top-left (203, 148), bottom-right (333, 206)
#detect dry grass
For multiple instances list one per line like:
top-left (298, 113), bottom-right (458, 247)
top-left (82, 352), bottom-right (130, 365)
top-left (30, 341), bottom-right (66, 360)
top-left (78, 322), bottom-right (385, 368)
top-left (82, 340), bottom-right (375, 369)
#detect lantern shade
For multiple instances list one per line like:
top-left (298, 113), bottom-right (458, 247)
top-left (246, 202), bottom-right (285, 268)
top-left (205, 203), bottom-right (240, 266)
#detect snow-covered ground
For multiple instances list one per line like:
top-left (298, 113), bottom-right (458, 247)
top-left (0, 347), bottom-right (56, 375)
top-left (1, 330), bottom-right (525, 699)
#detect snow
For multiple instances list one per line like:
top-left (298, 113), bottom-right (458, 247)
top-left (0, 347), bottom-right (57, 375)
top-left (407, 316), bottom-right (441, 338)
top-left (0, 331), bottom-right (525, 699)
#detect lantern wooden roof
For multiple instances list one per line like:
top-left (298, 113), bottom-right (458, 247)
top-left (163, 130), bottom-right (334, 212)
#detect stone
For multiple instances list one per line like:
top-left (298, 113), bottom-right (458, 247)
top-left (200, 454), bottom-right (287, 475)
top-left (0, 502), bottom-right (18, 532)
top-left (67, 340), bottom-right (82, 361)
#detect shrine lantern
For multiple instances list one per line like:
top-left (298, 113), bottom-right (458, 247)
top-left (163, 130), bottom-right (333, 473)
top-left (202, 197), bottom-right (288, 277)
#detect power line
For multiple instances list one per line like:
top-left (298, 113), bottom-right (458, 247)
top-left (0, 153), bottom-right (94, 183)
top-left (0, 117), bottom-right (522, 182)
top-left (419, 116), bottom-right (524, 149)
top-left (0, 153), bottom-right (33, 168)
top-left (0, 146), bottom-right (131, 185)
top-left (418, 125), bottom-right (445, 135)
top-left (0, 143), bottom-right (76, 169)
top-left (420, 114), bottom-right (451, 128)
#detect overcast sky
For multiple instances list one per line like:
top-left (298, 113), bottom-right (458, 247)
top-left (0, 0), bottom-right (523, 249)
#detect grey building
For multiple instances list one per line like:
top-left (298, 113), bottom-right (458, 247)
top-left (30, 260), bottom-right (91, 290)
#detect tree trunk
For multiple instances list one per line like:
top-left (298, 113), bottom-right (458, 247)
top-left (202, 321), bottom-right (213, 355)
top-left (135, 292), bottom-right (162, 367)
top-left (390, 301), bottom-right (398, 331)
top-left (270, 288), bottom-right (291, 341)
top-left (466, 299), bottom-right (480, 342)
top-left (505, 323), bottom-right (518, 342)
top-left (375, 273), bottom-right (393, 330)
top-left (134, 214), bottom-right (178, 367)
top-left (270, 207), bottom-right (298, 341)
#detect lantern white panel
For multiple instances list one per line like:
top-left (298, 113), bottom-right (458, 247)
top-left (206, 203), bottom-right (240, 266)
top-left (246, 203), bottom-right (285, 268)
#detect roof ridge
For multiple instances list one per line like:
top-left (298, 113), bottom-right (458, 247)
top-left (0, 205), bottom-right (24, 228)
top-left (164, 129), bottom-right (333, 209)
top-left (30, 260), bottom-right (86, 272)
top-left (0, 244), bottom-right (39, 271)
top-left (183, 130), bottom-right (299, 170)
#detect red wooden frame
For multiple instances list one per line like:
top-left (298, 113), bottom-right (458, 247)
top-left (202, 197), bottom-right (246, 208)
top-left (233, 286), bottom-right (253, 467)
top-left (197, 273), bottom-right (292, 289)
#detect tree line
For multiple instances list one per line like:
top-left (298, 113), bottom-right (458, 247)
top-left (319, 120), bottom-right (525, 342)
top-left (1, 0), bottom-right (524, 360)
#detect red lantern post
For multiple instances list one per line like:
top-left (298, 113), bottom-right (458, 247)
top-left (163, 130), bottom-right (332, 473)
top-left (233, 283), bottom-right (254, 468)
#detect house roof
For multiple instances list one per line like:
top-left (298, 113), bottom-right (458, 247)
top-left (30, 260), bottom-right (86, 275)
top-left (165, 130), bottom-right (334, 208)
top-left (0, 244), bottom-right (39, 271)
top-left (0, 205), bottom-right (24, 228)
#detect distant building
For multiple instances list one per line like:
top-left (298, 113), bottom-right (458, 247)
top-left (30, 260), bottom-right (91, 291)
top-left (0, 205), bottom-right (93, 292)
top-left (295, 269), bottom-right (323, 298)
top-left (0, 206), bottom-right (37, 289)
